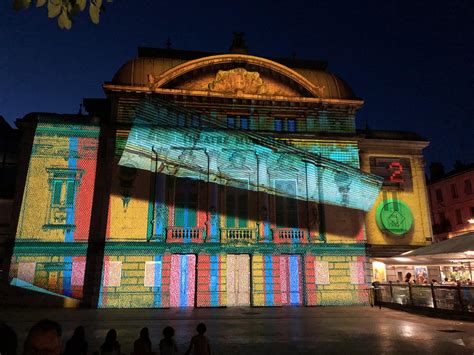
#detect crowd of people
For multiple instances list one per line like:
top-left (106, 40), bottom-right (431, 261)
top-left (402, 272), bottom-right (473, 285)
top-left (0, 320), bottom-right (211, 355)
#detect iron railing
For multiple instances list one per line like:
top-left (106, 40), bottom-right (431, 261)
top-left (373, 282), bottom-right (474, 314)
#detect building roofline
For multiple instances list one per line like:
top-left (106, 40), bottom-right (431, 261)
top-left (137, 46), bottom-right (329, 71)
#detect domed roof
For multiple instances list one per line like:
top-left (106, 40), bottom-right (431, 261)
top-left (110, 50), bottom-right (358, 101)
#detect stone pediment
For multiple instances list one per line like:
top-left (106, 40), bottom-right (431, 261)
top-left (166, 67), bottom-right (303, 97)
top-left (147, 55), bottom-right (321, 98)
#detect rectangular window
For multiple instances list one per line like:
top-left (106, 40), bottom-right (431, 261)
top-left (103, 261), bottom-right (122, 287)
top-left (455, 209), bottom-right (463, 225)
top-left (287, 119), bottom-right (296, 132)
top-left (18, 262), bottom-right (36, 283)
top-left (274, 119), bottom-right (282, 132)
top-left (240, 117), bottom-right (249, 130)
top-left (144, 261), bottom-right (162, 287)
top-left (435, 188), bottom-right (443, 203)
top-left (314, 261), bottom-right (330, 285)
top-left (65, 181), bottom-right (75, 207)
top-left (349, 261), bottom-right (365, 285)
top-left (191, 115), bottom-right (200, 127)
top-left (470, 207), bottom-right (474, 218)
top-left (465, 179), bottom-right (472, 194)
top-left (71, 259), bottom-right (86, 286)
top-left (451, 184), bottom-right (458, 199)
top-left (52, 181), bottom-right (63, 206)
top-left (177, 114), bottom-right (186, 127)
top-left (227, 116), bottom-right (235, 128)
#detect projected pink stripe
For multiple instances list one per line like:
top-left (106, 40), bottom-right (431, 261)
top-left (170, 255), bottom-right (180, 307)
top-left (279, 256), bottom-right (289, 305)
top-left (188, 255), bottom-right (196, 306)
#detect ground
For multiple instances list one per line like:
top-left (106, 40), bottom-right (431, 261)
top-left (2, 306), bottom-right (474, 354)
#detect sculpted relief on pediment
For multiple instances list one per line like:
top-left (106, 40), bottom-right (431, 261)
top-left (169, 67), bottom-right (303, 97)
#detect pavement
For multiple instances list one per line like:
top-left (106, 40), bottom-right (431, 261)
top-left (2, 306), bottom-right (474, 354)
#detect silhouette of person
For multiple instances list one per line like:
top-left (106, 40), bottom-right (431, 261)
top-left (185, 323), bottom-right (210, 355)
top-left (133, 327), bottom-right (152, 355)
top-left (100, 329), bottom-right (121, 355)
top-left (64, 326), bottom-right (88, 355)
top-left (159, 326), bottom-right (178, 355)
top-left (0, 322), bottom-right (17, 355)
top-left (23, 319), bottom-right (62, 355)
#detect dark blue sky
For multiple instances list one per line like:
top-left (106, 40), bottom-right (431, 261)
top-left (1, 0), bottom-right (473, 170)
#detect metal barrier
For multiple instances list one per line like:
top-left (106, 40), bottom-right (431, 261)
top-left (373, 282), bottom-right (474, 314)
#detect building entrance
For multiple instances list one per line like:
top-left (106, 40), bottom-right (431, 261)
top-left (226, 254), bottom-right (250, 306)
top-left (279, 255), bottom-right (302, 305)
top-left (170, 254), bottom-right (196, 307)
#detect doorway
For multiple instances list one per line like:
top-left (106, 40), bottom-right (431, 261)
top-left (226, 254), bottom-right (250, 306)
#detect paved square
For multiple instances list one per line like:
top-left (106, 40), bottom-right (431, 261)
top-left (2, 306), bottom-right (474, 354)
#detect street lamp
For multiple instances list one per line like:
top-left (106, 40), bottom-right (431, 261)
top-left (468, 218), bottom-right (474, 224)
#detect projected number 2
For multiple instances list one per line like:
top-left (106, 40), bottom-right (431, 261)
top-left (388, 162), bottom-right (404, 183)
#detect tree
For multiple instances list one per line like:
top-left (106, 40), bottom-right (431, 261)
top-left (12, 0), bottom-right (112, 30)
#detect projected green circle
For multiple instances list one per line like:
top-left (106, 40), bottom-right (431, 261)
top-left (376, 199), bottom-right (413, 235)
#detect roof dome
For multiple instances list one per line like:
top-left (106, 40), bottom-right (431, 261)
top-left (110, 53), bottom-right (358, 101)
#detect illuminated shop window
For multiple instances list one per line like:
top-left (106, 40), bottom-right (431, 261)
top-left (240, 117), bottom-right (249, 130)
top-left (287, 119), bottom-right (296, 132)
top-left (274, 119), bottom-right (282, 132)
top-left (314, 261), bottom-right (330, 285)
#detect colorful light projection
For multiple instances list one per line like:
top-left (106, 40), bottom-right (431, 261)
top-left (10, 117), bottom-right (99, 299)
top-left (118, 98), bottom-right (383, 212)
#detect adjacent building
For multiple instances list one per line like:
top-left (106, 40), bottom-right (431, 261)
top-left (428, 163), bottom-right (474, 242)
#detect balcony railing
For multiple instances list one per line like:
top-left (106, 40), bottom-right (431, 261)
top-left (271, 228), bottom-right (307, 243)
top-left (220, 227), bottom-right (257, 243)
top-left (166, 226), bottom-right (205, 243)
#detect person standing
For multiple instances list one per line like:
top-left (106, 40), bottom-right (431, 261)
top-left (185, 323), bottom-right (210, 355)
top-left (100, 329), bottom-right (121, 355)
top-left (64, 326), bottom-right (88, 355)
top-left (133, 327), bottom-right (152, 355)
top-left (159, 326), bottom-right (178, 355)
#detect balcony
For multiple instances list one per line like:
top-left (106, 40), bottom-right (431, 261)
top-left (220, 227), bottom-right (257, 243)
top-left (272, 228), bottom-right (307, 243)
top-left (166, 226), bottom-right (205, 243)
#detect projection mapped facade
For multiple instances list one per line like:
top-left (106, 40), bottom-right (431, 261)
top-left (9, 48), bottom-right (432, 308)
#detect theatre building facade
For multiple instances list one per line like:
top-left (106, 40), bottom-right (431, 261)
top-left (7, 46), bottom-right (432, 308)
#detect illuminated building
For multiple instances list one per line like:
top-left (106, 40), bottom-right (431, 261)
top-left (7, 42), bottom-right (432, 307)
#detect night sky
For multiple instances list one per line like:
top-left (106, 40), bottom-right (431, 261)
top-left (1, 0), bottom-right (472, 171)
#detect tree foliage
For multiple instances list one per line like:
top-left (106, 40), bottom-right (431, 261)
top-left (12, 0), bottom-right (112, 30)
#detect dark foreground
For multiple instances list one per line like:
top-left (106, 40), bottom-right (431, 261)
top-left (2, 306), bottom-right (474, 354)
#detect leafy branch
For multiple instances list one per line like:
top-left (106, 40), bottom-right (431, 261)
top-left (12, 0), bottom-right (113, 30)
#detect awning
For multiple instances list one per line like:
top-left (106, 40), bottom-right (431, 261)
top-left (376, 232), bottom-right (474, 265)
